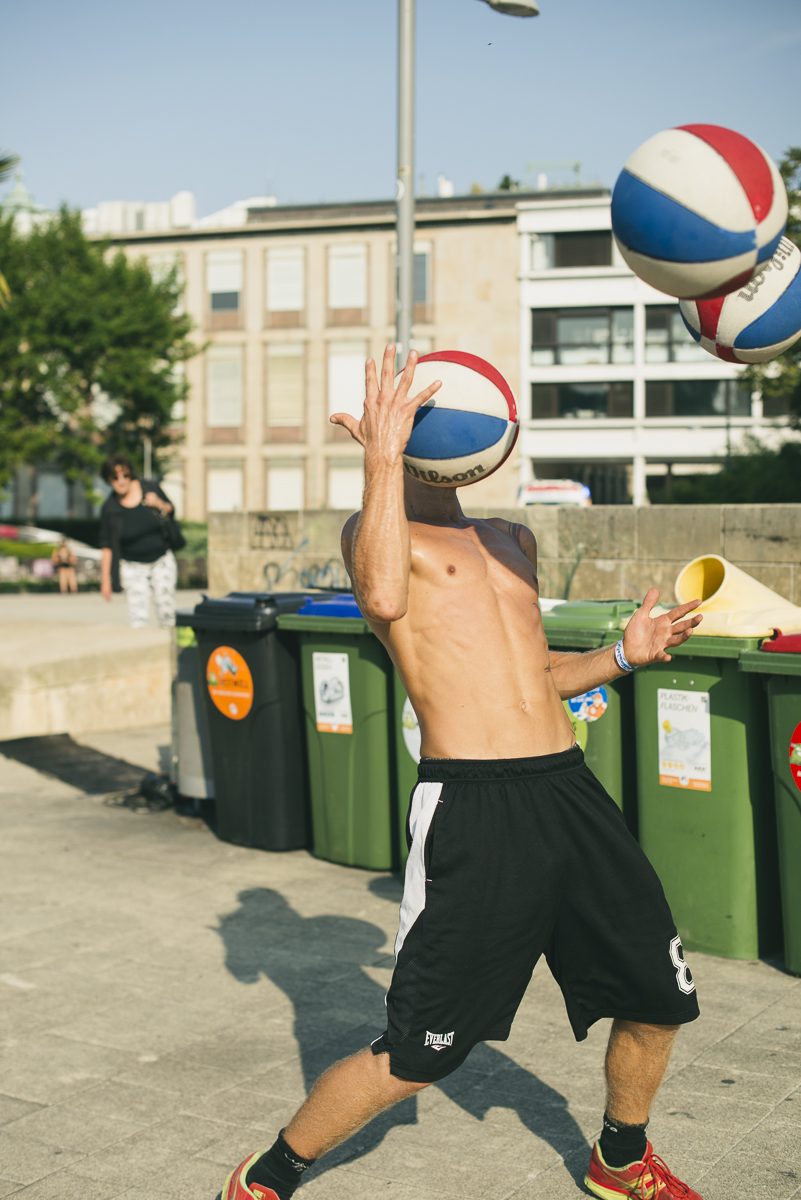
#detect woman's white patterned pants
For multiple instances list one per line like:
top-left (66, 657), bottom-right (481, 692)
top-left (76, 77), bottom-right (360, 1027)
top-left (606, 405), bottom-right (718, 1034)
top-left (120, 552), bottom-right (177, 628)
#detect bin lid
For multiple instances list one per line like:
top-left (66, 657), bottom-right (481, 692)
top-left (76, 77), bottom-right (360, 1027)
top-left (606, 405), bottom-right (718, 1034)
top-left (541, 600), bottom-right (639, 630)
top-left (541, 599), bottom-right (640, 648)
top-left (294, 594), bottom-right (363, 618)
top-left (761, 630), bottom-right (801, 653)
top-left (178, 591), bottom-right (310, 632)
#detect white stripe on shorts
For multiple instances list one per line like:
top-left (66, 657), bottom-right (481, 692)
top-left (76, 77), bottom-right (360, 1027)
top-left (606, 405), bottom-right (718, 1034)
top-left (394, 780), bottom-right (443, 961)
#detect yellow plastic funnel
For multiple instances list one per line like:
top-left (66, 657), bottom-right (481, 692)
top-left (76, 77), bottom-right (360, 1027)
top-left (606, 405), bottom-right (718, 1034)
top-left (675, 554), bottom-right (801, 637)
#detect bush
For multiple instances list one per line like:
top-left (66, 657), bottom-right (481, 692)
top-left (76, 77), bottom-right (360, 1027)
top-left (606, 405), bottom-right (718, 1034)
top-left (0, 539), bottom-right (58, 560)
top-left (650, 438), bottom-right (801, 504)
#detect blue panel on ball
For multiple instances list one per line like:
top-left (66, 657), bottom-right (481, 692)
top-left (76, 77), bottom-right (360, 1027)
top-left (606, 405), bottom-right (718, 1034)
top-left (733, 270), bottom-right (801, 349)
top-left (612, 170), bottom-right (756, 263)
top-left (757, 229), bottom-right (784, 263)
top-left (405, 407), bottom-right (508, 459)
top-left (679, 309), bottom-right (702, 342)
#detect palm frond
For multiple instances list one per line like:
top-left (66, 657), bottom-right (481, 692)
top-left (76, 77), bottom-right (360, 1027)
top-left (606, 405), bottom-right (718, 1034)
top-left (0, 271), bottom-right (10, 308)
top-left (0, 152), bottom-right (21, 184)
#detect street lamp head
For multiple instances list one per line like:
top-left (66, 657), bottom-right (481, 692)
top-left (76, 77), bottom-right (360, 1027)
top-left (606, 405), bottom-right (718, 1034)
top-left (478, 0), bottom-right (540, 15)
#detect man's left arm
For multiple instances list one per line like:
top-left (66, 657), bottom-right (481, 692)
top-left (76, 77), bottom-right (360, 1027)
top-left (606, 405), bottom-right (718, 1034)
top-left (548, 588), bottom-right (703, 700)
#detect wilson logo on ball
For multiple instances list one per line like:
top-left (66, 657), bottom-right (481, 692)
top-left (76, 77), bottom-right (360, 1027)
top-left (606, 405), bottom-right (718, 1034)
top-left (612, 124), bottom-right (788, 300)
top-left (680, 237), bottom-right (801, 363)
top-left (399, 351), bottom-right (518, 488)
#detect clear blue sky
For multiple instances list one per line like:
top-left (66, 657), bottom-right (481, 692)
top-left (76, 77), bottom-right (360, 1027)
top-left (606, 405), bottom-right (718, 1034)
top-left (4, 0), bottom-right (800, 218)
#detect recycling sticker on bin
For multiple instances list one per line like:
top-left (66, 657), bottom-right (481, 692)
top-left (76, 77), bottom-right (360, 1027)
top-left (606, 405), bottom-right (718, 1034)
top-left (206, 646), bottom-right (254, 721)
top-left (312, 652), bottom-right (353, 733)
top-left (567, 686), bottom-right (608, 723)
top-left (658, 688), bottom-right (711, 791)
top-left (789, 721), bottom-right (801, 793)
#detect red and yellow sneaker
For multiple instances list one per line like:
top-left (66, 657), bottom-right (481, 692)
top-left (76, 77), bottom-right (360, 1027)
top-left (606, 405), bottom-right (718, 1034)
top-left (585, 1140), bottom-right (703, 1199)
top-left (218, 1151), bottom-right (279, 1200)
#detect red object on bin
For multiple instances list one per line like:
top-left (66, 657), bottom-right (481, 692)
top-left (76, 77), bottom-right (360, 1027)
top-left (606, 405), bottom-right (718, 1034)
top-left (761, 630), bottom-right (801, 653)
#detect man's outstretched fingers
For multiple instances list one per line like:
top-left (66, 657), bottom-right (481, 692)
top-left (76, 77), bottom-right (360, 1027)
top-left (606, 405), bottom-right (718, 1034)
top-left (330, 412), bottom-right (364, 444)
top-left (380, 344), bottom-right (397, 392)
top-left (639, 587), bottom-right (661, 617)
top-left (667, 598), bottom-right (703, 622)
top-left (410, 378), bottom-right (442, 412)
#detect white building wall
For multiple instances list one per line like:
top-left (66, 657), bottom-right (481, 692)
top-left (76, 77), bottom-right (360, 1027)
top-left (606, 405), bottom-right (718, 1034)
top-left (516, 197), bottom-right (783, 506)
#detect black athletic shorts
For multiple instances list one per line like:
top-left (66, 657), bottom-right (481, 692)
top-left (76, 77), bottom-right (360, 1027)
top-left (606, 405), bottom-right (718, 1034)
top-left (371, 746), bottom-right (699, 1083)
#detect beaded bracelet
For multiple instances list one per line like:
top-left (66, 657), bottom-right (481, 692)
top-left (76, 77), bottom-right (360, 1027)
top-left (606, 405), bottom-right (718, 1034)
top-left (614, 639), bottom-right (635, 672)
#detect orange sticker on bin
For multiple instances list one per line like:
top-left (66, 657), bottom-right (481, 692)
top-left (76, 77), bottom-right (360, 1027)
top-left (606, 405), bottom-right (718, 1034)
top-left (206, 646), bottom-right (253, 720)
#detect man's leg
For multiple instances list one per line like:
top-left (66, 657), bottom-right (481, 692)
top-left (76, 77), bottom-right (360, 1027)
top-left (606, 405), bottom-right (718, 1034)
top-left (285, 1047), bottom-right (427, 1158)
top-left (605, 1019), bottom-right (678, 1125)
top-left (241, 1048), bottom-right (427, 1199)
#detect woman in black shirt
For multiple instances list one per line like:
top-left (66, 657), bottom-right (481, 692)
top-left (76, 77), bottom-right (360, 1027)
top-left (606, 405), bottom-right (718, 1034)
top-left (99, 454), bottom-right (179, 628)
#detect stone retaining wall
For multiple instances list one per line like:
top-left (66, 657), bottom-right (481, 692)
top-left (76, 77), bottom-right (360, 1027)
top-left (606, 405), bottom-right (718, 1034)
top-left (209, 505), bottom-right (801, 604)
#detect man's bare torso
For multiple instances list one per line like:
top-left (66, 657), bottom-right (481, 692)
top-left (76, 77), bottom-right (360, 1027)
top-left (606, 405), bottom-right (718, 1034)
top-left (366, 516), bottom-right (576, 760)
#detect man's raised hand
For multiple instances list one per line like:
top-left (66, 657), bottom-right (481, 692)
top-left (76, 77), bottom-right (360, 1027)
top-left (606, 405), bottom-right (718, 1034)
top-left (329, 345), bottom-right (441, 465)
top-left (622, 587), bottom-right (703, 666)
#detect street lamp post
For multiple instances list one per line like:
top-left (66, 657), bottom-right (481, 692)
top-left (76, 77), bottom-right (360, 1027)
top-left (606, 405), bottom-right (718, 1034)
top-left (395, 0), bottom-right (539, 366)
top-left (396, 0), bottom-right (416, 368)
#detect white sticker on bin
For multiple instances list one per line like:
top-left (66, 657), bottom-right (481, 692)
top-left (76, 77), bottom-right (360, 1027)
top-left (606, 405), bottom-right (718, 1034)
top-left (657, 688), bottom-right (711, 791)
top-left (312, 652), bottom-right (353, 733)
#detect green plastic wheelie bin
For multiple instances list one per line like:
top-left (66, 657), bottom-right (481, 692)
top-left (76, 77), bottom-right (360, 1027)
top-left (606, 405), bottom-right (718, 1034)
top-left (634, 634), bottom-right (781, 960)
top-left (541, 600), bottom-right (640, 834)
top-left (279, 596), bottom-right (398, 871)
top-left (739, 634), bottom-right (801, 975)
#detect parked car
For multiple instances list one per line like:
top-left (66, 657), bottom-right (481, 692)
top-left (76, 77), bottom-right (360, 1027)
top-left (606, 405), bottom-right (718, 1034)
top-left (518, 480), bottom-right (591, 507)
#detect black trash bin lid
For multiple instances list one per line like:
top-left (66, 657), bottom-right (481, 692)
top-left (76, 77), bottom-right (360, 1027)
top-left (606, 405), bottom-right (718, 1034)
top-left (177, 591), bottom-right (311, 633)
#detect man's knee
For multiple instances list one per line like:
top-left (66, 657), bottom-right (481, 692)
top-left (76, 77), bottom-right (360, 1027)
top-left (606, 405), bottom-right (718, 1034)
top-left (371, 1049), bottom-right (431, 1098)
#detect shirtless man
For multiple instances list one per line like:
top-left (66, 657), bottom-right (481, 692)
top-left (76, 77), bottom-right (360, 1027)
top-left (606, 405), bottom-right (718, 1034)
top-left (220, 347), bottom-right (705, 1200)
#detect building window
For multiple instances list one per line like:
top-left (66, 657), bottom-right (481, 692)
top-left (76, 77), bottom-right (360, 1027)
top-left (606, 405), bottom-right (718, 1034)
top-left (531, 307), bottom-right (634, 365)
top-left (645, 306), bottom-right (709, 363)
top-left (328, 462), bottom-right (364, 510)
top-left (530, 231), bottom-right (612, 270)
top-left (206, 346), bottom-right (243, 438)
top-left (328, 341), bottom-right (367, 440)
top-left (413, 245), bottom-right (430, 323)
top-left (267, 463), bottom-right (305, 511)
top-left (207, 463), bottom-right (243, 512)
top-left (266, 246), bottom-right (305, 327)
top-left (265, 344), bottom-right (305, 441)
top-left (531, 382), bottom-right (633, 420)
top-left (328, 244), bottom-right (368, 325)
top-left (206, 252), bottom-right (243, 330)
top-left (645, 380), bottom-right (751, 418)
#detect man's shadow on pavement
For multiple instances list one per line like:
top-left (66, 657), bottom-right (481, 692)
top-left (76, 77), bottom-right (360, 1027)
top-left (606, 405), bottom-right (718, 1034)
top-left (214, 884), bottom-right (590, 1184)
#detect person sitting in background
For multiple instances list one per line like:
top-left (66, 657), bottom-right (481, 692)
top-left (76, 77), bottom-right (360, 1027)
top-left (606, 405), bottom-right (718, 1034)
top-left (99, 453), bottom-right (178, 628)
top-left (52, 537), bottom-right (77, 595)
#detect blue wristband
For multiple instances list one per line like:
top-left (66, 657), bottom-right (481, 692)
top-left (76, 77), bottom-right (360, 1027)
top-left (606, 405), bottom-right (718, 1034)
top-left (614, 639), bottom-right (635, 672)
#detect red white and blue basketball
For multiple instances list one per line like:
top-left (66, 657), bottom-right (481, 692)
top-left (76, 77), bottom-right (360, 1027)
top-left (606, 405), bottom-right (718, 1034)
top-left (611, 124), bottom-right (787, 299)
top-left (679, 237), bottom-right (801, 363)
top-left (400, 351), bottom-right (518, 487)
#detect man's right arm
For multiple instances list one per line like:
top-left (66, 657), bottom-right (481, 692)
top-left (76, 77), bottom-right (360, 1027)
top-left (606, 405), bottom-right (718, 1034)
top-left (334, 345), bottom-right (440, 623)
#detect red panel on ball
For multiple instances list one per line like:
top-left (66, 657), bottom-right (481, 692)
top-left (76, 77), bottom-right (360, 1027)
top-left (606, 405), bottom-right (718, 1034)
top-left (417, 350), bottom-right (518, 421)
top-left (696, 295), bottom-right (726, 342)
top-left (678, 124), bottom-right (773, 222)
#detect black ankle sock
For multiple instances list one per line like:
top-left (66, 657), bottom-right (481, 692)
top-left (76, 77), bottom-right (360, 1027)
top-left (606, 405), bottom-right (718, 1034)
top-left (599, 1112), bottom-right (648, 1168)
top-left (246, 1131), bottom-right (315, 1200)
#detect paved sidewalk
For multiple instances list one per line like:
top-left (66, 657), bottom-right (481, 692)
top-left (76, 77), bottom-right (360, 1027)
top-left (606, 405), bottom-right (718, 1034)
top-left (0, 732), bottom-right (799, 1200)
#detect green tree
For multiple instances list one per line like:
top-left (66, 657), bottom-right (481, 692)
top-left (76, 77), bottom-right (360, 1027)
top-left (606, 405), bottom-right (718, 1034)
top-left (654, 436), bottom-right (801, 504)
top-left (741, 146), bottom-right (801, 423)
top-left (0, 207), bottom-right (197, 493)
top-left (0, 149), bottom-right (21, 306)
